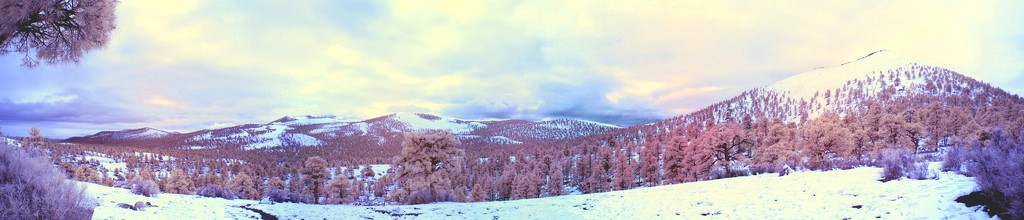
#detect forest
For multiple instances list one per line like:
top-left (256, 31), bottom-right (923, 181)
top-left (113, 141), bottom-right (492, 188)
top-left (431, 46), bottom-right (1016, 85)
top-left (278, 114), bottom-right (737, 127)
top-left (4, 64), bottom-right (1022, 219)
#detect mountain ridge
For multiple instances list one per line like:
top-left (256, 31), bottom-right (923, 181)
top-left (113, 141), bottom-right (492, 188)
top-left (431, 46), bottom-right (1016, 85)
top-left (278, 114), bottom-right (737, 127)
top-left (65, 112), bottom-right (623, 150)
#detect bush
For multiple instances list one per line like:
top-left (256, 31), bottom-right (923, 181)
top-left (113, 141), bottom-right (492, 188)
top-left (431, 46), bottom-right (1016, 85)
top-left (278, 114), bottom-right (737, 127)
top-left (130, 177), bottom-right (161, 197)
top-left (906, 162), bottom-right (934, 180)
top-left (404, 188), bottom-right (456, 205)
top-left (1, 144), bottom-right (95, 219)
top-left (941, 146), bottom-right (966, 174)
top-left (878, 148), bottom-right (913, 182)
top-left (196, 185), bottom-right (236, 200)
top-left (966, 146), bottom-right (1024, 219)
top-left (264, 188), bottom-right (304, 203)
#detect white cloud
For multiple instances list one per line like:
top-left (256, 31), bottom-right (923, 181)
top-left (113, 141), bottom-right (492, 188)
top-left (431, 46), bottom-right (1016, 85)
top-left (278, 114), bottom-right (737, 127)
top-left (1, 0), bottom-right (1022, 137)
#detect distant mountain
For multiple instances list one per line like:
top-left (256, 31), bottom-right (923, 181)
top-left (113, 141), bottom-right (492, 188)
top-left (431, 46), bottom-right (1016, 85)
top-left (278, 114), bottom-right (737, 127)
top-left (610, 49), bottom-right (1022, 142)
top-left (67, 50), bottom-right (1021, 153)
top-left (65, 128), bottom-right (178, 142)
top-left (65, 113), bottom-right (622, 150)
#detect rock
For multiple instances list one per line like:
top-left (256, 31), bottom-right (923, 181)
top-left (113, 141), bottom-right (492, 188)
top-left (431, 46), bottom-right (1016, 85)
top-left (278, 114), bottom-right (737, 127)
top-left (134, 201), bottom-right (149, 211)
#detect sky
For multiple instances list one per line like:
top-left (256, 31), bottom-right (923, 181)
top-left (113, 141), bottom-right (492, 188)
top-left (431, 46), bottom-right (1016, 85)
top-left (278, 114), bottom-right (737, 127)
top-left (2, 0), bottom-right (1023, 138)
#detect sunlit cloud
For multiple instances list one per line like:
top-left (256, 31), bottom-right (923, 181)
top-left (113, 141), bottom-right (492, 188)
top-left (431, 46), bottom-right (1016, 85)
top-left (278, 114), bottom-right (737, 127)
top-left (1, 0), bottom-right (1022, 138)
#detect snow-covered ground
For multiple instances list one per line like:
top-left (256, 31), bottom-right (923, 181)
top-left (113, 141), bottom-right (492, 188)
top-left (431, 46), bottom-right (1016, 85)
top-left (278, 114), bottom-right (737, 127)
top-left (86, 182), bottom-right (260, 220)
top-left (78, 152), bottom-right (128, 173)
top-left (85, 163), bottom-right (992, 219)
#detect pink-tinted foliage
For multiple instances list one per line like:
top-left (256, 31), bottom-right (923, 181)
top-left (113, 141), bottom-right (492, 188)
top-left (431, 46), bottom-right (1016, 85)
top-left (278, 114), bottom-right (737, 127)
top-left (0, 0), bottom-right (118, 67)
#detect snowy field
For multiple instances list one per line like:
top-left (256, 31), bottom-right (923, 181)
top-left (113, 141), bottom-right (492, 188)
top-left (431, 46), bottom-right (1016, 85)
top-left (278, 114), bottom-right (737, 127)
top-left (87, 163), bottom-right (993, 220)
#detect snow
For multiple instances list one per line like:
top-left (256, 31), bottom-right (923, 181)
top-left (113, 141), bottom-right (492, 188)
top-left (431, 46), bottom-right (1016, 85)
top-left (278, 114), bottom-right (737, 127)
top-left (2, 137), bottom-right (19, 147)
top-left (272, 115), bottom-right (352, 126)
top-left (252, 165), bottom-right (990, 219)
top-left (482, 136), bottom-right (523, 144)
top-left (341, 164), bottom-right (392, 179)
top-left (78, 152), bottom-right (128, 173)
top-left (242, 125), bottom-right (323, 150)
top-left (575, 119), bottom-right (622, 128)
top-left (85, 182), bottom-right (259, 220)
top-left (767, 50), bottom-right (917, 102)
top-left (390, 113), bottom-right (487, 134)
top-left (82, 162), bottom-right (992, 219)
top-left (133, 128), bottom-right (170, 139)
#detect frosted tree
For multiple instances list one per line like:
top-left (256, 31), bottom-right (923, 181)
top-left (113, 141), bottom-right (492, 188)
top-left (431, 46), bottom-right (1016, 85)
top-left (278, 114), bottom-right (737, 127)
top-left (302, 156), bottom-right (329, 204)
top-left (26, 127), bottom-right (44, 149)
top-left (361, 164), bottom-right (375, 179)
top-left (612, 147), bottom-right (635, 190)
top-left (164, 169), bottom-right (195, 194)
top-left (546, 164), bottom-right (564, 196)
top-left (264, 177), bottom-right (288, 202)
top-left (326, 176), bottom-right (352, 204)
top-left (638, 134), bottom-right (662, 186)
top-left (662, 128), bottom-right (690, 184)
top-left (0, 0), bottom-right (118, 67)
top-left (922, 103), bottom-right (948, 149)
top-left (468, 183), bottom-right (486, 202)
top-left (800, 112), bottom-right (854, 169)
top-left (228, 172), bottom-right (259, 200)
top-left (878, 113), bottom-right (915, 152)
top-left (697, 122), bottom-right (752, 177)
top-left (393, 132), bottom-right (465, 204)
top-left (754, 120), bottom-right (799, 173)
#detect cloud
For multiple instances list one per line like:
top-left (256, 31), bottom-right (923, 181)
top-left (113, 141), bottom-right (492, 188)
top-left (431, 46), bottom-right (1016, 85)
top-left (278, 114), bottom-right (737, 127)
top-left (0, 89), bottom-right (148, 124)
top-left (1, 0), bottom-right (1022, 137)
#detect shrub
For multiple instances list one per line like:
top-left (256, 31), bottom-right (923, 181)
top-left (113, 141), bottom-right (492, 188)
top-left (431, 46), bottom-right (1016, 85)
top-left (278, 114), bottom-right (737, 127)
top-left (966, 146), bottom-right (1024, 219)
top-left (130, 176), bottom-right (161, 197)
top-left (878, 148), bottom-right (913, 182)
top-left (906, 162), bottom-right (933, 180)
top-left (264, 188), bottom-right (305, 203)
top-left (133, 201), bottom-right (150, 211)
top-left (196, 185), bottom-right (236, 200)
top-left (404, 188), bottom-right (456, 205)
top-left (941, 146), bottom-right (965, 174)
top-left (1, 143), bottom-right (95, 219)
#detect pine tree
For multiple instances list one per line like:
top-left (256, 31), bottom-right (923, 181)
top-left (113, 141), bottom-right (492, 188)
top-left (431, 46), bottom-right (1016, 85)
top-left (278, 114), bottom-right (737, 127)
top-left (639, 134), bottom-right (662, 186)
top-left (361, 164), bottom-right (376, 179)
top-left (800, 112), bottom-right (854, 169)
top-left (468, 183), bottom-right (486, 202)
top-left (302, 156), bottom-right (329, 204)
top-left (165, 169), bottom-right (195, 194)
top-left (393, 132), bottom-right (465, 204)
top-left (228, 172), bottom-right (259, 200)
top-left (612, 147), bottom-right (635, 191)
top-left (546, 164), bottom-right (564, 197)
top-left (326, 176), bottom-right (352, 204)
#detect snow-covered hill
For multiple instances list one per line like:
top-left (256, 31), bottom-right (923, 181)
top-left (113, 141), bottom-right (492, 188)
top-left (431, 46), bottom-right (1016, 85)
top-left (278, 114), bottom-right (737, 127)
top-left (67, 113), bottom-right (623, 150)
top-left (614, 49), bottom-right (1017, 141)
top-left (766, 49), bottom-right (917, 102)
top-left (66, 128), bottom-right (177, 142)
top-left (87, 164), bottom-right (993, 219)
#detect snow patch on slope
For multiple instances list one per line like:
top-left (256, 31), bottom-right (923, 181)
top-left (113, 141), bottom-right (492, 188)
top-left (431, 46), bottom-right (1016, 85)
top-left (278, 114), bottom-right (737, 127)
top-left (767, 50), bottom-right (918, 102)
top-left (2, 137), bottom-right (19, 147)
top-left (482, 136), bottom-right (523, 145)
top-left (390, 113), bottom-right (487, 134)
top-left (271, 115), bottom-right (352, 126)
top-left (243, 125), bottom-right (322, 150)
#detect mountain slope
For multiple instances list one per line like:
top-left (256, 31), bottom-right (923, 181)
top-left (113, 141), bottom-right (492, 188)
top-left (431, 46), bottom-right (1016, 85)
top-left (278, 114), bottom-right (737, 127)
top-left (65, 128), bottom-right (177, 143)
top-left (608, 49), bottom-right (1022, 142)
top-left (66, 113), bottom-right (623, 150)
